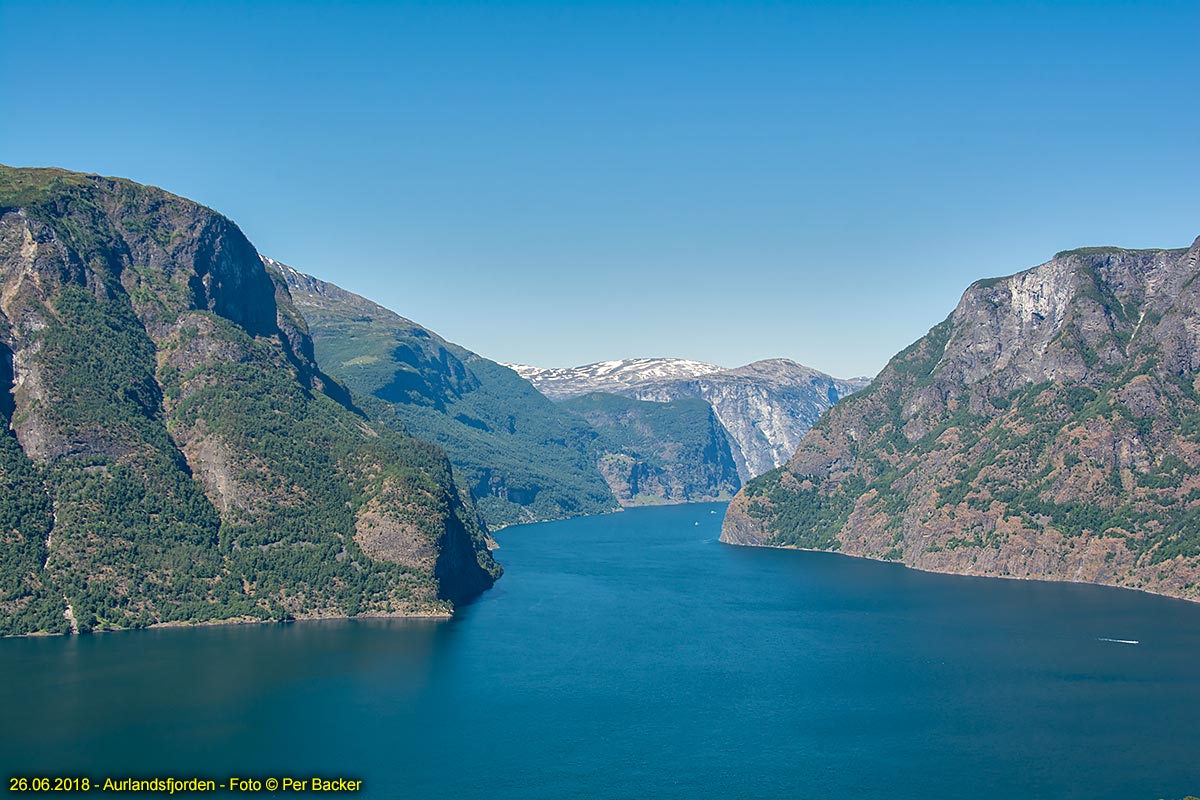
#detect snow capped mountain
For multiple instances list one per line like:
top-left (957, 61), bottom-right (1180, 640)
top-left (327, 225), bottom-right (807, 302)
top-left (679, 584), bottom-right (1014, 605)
top-left (509, 357), bottom-right (870, 479)
top-left (505, 358), bottom-right (727, 401)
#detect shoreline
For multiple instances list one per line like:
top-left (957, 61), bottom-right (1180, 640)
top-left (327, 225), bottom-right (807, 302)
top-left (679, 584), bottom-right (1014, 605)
top-left (488, 496), bottom-right (734, 533)
top-left (7, 502), bottom-right (734, 639)
top-left (2, 608), bottom-right (453, 640)
top-left (14, 501), bottom-right (1193, 639)
top-left (719, 537), bottom-right (1200, 606)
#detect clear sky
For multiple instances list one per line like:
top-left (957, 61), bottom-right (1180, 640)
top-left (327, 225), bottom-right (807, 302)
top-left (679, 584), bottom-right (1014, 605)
top-left (2, 0), bottom-right (1197, 378)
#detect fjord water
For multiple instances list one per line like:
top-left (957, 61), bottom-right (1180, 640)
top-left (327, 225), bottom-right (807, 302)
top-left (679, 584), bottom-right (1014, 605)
top-left (3, 504), bottom-right (1199, 799)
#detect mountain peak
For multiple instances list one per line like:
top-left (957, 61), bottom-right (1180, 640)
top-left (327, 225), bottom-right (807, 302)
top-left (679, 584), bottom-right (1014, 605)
top-left (0, 165), bottom-right (497, 635)
top-left (505, 358), bottom-right (726, 400)
top-left (723, 237), bottom-right (1200, 602)
top-left (511, 356), bottom-right (869, 479)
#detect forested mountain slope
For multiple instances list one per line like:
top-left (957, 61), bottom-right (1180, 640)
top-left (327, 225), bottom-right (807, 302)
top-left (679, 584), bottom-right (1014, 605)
top-left (0, 166), bottom-right (497, 636)
top-left (275, 263), bottom-right (619, 527)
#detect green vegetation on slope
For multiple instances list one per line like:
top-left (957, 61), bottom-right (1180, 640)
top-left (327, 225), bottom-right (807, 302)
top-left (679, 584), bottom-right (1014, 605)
top-left (0, 165), bottom-right (496, 635)
top-left (560, 392), bottom-right (741, 505)
top-left (279, 267), bottom-right (618, 527)
top-left (35, 287), bottom-right (239, 631)
top-left (728, 243), bottom-right (1200, 599)
top-left (0, 423), bottom-right (62, 636)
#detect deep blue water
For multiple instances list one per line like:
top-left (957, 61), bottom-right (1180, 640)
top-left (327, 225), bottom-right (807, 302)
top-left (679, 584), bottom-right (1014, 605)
top-left (2, 502), bottom-right (1199, 799)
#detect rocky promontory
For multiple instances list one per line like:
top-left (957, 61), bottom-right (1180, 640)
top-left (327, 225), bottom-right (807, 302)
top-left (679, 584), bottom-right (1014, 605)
top-left (723, 238), bottom-right (1200, 601)
top-left (0, 165), bottom-right (497, 636)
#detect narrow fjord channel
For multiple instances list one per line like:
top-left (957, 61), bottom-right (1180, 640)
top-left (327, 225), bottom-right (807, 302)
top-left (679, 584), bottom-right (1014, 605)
top-left (3, 503), bottom-right (1199, 799)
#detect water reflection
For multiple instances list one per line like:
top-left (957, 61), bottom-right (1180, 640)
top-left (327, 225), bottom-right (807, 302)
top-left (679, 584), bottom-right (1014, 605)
top-left (0, 618), bottom-right (447, 773)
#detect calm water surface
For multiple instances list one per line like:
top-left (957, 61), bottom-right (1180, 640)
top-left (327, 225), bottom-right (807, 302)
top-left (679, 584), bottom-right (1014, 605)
top-left (2, 503), bottom-right (1199, 799)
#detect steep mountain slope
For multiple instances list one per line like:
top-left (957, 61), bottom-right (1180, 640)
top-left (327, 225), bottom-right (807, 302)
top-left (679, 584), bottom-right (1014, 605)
top-left (723, 238), bottom-right (1200, 601)
top-left (559, 393), bottom-right (741, 505)
top-left (0, 166), bottom-right (496, 636)
top-left (274, 263), bottom-right (619, 528)
top-left (515, 358), bottom-right (868, 479)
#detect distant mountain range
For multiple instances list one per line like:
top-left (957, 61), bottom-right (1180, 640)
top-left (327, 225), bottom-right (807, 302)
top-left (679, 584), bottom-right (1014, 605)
top-left (723, 239), bottom-right (1200, 601)
top-left (511, 358), bottom-right (870, 479)
top-left (275, 270), bottom-right (814, 520)
top-left (507, 358), bottom-right (728, 400)
top-left (7, 162), bottom-right (1200, 636)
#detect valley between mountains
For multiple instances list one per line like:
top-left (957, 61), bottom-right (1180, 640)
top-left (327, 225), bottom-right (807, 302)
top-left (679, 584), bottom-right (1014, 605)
top-left (2, 163), bottom-right (1200, 637)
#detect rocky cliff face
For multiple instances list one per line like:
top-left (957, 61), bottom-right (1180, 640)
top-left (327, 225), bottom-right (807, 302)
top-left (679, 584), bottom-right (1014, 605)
top-left (275, 263), bottom-right (619, 528)
top-left (723, 239), bottom-right (1200, 601)
top-left (0, 166), bottom-right (496, 635)
top-left (514, 358), bottom-right (868, 480)
top-left (559, 392), bottom-right (741, 505)
top-left (629, 360), bottom-right (869, 480)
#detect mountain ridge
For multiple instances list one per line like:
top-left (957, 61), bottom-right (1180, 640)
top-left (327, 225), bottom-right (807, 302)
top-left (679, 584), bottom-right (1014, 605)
top-left (507, 358), bottom-right (728, 400)
top-left (514, 357), bottom-right (869, 479)
top-left (722, 235), bottom-right (1200, 602)
top-left (273, 259), bottom-right (622, 528)
top-left (275, 264), bottom-right (763, 518)
top-left (0, 165), bottom-right (497, 635)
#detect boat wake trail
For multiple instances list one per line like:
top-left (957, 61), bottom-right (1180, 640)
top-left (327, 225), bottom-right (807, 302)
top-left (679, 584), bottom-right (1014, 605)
top-left (1097, 637), bottom-right (1139, 645)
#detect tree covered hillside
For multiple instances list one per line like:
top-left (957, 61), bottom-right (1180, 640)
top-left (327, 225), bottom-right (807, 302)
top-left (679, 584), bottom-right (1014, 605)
top-left (275, 262), bottom-right (619, 528)
top-left (0, 165), bottom-right (497, 636)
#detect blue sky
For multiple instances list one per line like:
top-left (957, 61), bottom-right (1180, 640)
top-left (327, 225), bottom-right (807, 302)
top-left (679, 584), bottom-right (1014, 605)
top-left (2, 0), bottom-right (1197, 377)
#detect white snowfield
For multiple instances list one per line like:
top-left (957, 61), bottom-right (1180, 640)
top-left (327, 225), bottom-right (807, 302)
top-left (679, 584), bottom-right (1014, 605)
top-left (505, 358), bottom-right (727, 400)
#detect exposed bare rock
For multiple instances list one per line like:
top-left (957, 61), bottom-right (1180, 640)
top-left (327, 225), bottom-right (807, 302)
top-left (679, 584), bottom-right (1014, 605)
top-left (514, 357), bottom-right (868, 480)
top-left (723, 238), bottom-right (1200, 602)
top-left (355, 508), bottom-right (436, 570)
top-left (0, 164), bottom-right (497, 635)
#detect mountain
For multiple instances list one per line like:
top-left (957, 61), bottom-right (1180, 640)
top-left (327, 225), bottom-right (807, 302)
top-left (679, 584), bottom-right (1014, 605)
top-left (273, 263), bottom-right (619, 528)
top-left (513, 358), bottom-right (869, 479)
top-left (559, 393), bottom-right (741, 505)
top-left (507, 358), bottom-right (727, 400)
top-left (0, 165), bottom-right (497, 636)
top-left (723, 239), bottom-right (1200, 601)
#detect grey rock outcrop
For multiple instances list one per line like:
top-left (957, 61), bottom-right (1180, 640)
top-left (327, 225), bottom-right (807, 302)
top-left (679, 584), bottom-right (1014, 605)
top-left (723, 238), bottom-right (1200, 602)
top-left (515, 358), bottom-right (868, 480)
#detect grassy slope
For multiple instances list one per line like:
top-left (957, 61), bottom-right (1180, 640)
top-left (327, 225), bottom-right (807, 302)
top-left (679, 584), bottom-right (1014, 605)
top-left (280, 267), bottom-right (619, 527)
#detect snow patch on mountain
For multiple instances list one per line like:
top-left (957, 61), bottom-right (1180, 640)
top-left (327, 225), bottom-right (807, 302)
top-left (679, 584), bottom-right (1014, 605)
top-left (510, 357), bottom-right (870, 479)
top-left (506, 358), bottom-right (727, 400)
